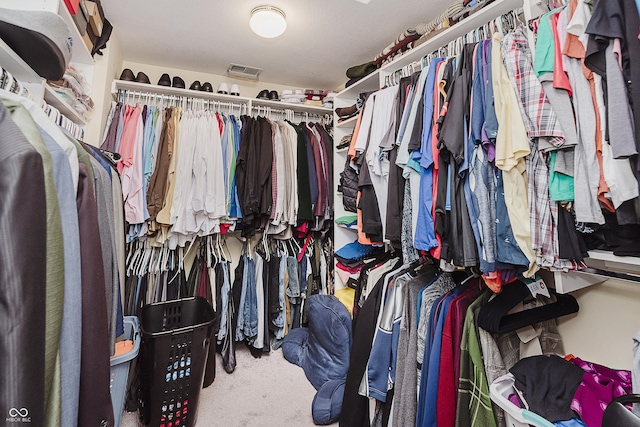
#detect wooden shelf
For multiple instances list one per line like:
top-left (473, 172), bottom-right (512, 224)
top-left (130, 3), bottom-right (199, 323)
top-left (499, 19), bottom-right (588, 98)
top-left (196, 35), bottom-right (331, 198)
top-left (252, 97), bottom-right (331, 115)
top-left (336, 69), bottom-right (380, 99)
top-left (114, 79), bottom-right (242, 101)
top-left (113, 80), bottom-right (331, 115)
top-left (336, 115), bottom-right (358, 128)
top-left (378, 0), bottom-right (523, 77)
top-left (44, 84), bottom-right (87, 124)
top-left (337, 223), bottom-right (358, 231)
top-left (0, 39), bottom-right (41, 83)
top-left (549, 250), bottom-right (640, 294)
top-left (58, 1), bottom-right (93, 65)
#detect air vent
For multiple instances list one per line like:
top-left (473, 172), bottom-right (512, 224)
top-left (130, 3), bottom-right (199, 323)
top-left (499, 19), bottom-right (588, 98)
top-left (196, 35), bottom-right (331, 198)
top-left (227, 63), bottom-right (263, 81)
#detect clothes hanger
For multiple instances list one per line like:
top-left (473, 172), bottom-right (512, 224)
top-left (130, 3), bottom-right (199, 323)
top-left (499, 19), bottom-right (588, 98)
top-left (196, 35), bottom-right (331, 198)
top-left (476, 279), bottom-right (579, 334)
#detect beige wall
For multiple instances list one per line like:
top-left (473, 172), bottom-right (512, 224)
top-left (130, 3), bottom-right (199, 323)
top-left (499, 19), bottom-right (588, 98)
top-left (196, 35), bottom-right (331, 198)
top-left (121, 61), bottom-right (308, 99)
top-left (86, 33), bottom-right (123, 146)
top-left (86, 54), bottom-right (317, 145)
top-left (556, 279), bottom-right (640, 369)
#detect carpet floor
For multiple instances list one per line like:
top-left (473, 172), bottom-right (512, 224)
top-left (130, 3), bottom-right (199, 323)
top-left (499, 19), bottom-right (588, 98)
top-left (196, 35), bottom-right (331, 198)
top-left (120, 344), bottom-right (338, 427)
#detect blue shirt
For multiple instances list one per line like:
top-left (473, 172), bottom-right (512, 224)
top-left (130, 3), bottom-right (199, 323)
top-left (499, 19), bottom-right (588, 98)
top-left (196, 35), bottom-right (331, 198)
top-left (416, 292), bottom-right (448, 427)
top-left (419, 58), bottom-right (445, 169)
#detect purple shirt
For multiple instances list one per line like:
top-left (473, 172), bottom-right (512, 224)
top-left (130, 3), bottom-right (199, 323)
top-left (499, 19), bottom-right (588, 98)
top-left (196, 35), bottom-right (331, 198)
top-left (570, 357), bottom-right (632, 427)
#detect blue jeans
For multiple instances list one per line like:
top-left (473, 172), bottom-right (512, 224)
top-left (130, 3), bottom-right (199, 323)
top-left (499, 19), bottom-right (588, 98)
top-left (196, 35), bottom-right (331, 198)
top-left (236, 255), bottom-right (258, 341)
top-left (217, 261), bottom-right (231, 342)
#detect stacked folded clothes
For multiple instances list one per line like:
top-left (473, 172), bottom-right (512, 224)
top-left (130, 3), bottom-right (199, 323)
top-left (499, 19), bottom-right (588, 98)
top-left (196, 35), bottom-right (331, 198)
top-left (373, 29), bottom-right (422, 67)
top-left (335, 240), bottom-right (384, 290)
top-left (335, 214), bottom-right (358, 227)
top-left (324, 91), bottom-right (337, 109)
top-left (47, 66), bottom-right (94, 120)
top-left (335, 240), bottom-right (374, 264)
top-left (342, 0), bottom-right (492, 81)
top-left (281, 89), bottom-right (307, 103)
top-left (451, 0), bottom-right (493, 23)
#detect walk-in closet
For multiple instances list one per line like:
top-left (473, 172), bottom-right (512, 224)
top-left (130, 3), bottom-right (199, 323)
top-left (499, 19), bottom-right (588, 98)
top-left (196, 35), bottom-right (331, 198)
top-left (1, 0), bottom-right (640, 426)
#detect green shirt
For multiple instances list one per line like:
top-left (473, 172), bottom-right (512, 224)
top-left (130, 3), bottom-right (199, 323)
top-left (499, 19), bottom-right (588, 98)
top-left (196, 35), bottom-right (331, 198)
top-left (3, 98), bottom-right (64, 427)
top-left (456, 290), bottom-right (497, 427)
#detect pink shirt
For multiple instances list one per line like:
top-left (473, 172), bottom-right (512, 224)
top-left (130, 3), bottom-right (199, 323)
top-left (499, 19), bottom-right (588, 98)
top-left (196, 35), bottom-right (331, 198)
top-left (118, 104), bottom-right (145, 224)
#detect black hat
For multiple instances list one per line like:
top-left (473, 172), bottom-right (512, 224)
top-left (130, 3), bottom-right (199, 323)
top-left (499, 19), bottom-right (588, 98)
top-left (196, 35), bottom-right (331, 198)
top-left (135, 71), bottom-right (150, 84)
top-left (0, 8), bottom-right (71, 81)
top-left (120, 68), bottom-right (135, 82)
top-left (172, 76), bottom-right (185, 89)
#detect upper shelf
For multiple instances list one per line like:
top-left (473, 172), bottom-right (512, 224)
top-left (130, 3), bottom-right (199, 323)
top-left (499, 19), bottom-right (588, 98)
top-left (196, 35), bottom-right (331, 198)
top-left (334, 0), bottom-right (523, 99)
top-left (252, 97), bottom-right (331, 115)
top-left (550, 250), bottom-right (640, 294)
top-left (336, 115), bottom-right (358, 128)
top-left (113, 80), bottom-right (332, 115)
top-left (44, 83), bottom-right (87, 125)
top-left (336, 69), bottom-right (380, 99)
top-left (0, 0), bottom-right (93, 66)
top-left (58, 1), bottom-right (93, 65)
top-left (378, 0), bottom-right (523, 76)
top-left (0, 39), bottom-right (41, 83)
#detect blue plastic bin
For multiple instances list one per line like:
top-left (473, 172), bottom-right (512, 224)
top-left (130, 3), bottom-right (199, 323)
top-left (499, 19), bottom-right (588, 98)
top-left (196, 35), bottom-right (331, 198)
top-left (110, 316), bottom-right (141, 427)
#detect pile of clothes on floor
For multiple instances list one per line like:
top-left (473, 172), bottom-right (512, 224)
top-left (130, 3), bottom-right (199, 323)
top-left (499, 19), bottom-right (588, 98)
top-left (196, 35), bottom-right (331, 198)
top-left (498, 354), bottom-right (636, 427)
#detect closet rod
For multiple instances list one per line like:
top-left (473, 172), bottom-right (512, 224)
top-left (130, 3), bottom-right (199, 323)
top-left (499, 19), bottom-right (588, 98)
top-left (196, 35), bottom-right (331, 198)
top-left (116, 89), bottom-right (247, 111)
top-left (116, 89), bottom-right (242, 105)
top-left (251, 105), bottom-right (324, 118)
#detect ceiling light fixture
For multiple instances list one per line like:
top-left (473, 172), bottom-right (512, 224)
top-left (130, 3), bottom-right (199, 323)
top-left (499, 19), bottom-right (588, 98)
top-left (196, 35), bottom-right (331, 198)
top-left (249, 6), bottom-right (287, 38)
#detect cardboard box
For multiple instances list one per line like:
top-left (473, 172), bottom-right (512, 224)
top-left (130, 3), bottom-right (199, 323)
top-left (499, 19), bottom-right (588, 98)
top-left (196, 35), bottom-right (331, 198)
top-left (81, 24), bottom-right (93, 52)
top-left (64, 0), bottom-right (80, 14)
top-left (71, 3), bottom-right (88, 35)
top-left (85, 1), bottom-right (103, 36)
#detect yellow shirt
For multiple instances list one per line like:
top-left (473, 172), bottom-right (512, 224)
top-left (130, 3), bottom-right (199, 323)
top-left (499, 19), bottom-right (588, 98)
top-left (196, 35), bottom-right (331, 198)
top-left (156, 107), bottom-right (181, 230)
top-left (492, 33), bottom-right (538, 277)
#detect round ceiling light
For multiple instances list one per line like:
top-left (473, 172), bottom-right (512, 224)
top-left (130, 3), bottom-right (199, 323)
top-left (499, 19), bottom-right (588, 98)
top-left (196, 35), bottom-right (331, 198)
top-left (249, 6), bottom-right (287, 38)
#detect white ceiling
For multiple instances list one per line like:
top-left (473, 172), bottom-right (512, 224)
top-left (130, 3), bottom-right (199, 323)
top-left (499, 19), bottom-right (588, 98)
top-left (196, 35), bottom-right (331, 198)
top-left (102, 0), bottom-right (452, 91)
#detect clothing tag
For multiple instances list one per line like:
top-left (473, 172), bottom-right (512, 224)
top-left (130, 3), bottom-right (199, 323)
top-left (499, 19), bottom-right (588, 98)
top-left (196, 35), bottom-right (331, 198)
top-left (520, 336), bottom-right (543, 358)
top-left (517, 325), bottom-right (543, 357)
top-left (516, 325), bottom-right (539, 344)
top-left (523, 277), bottom-right (551, 298)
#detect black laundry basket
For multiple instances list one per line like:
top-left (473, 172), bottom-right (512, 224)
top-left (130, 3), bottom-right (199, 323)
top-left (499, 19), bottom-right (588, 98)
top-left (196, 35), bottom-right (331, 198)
top-left (139, 297), bottom-right (215, 427)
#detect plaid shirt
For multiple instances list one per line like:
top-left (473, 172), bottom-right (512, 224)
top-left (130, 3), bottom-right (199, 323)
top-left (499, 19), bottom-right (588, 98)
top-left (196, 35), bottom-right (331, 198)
top-left (501, 28), bottom-right (579, 270)
top-left (456, 290), bottom-right (497, 427)
top-left (500, 27), bottom-right (566, 148)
